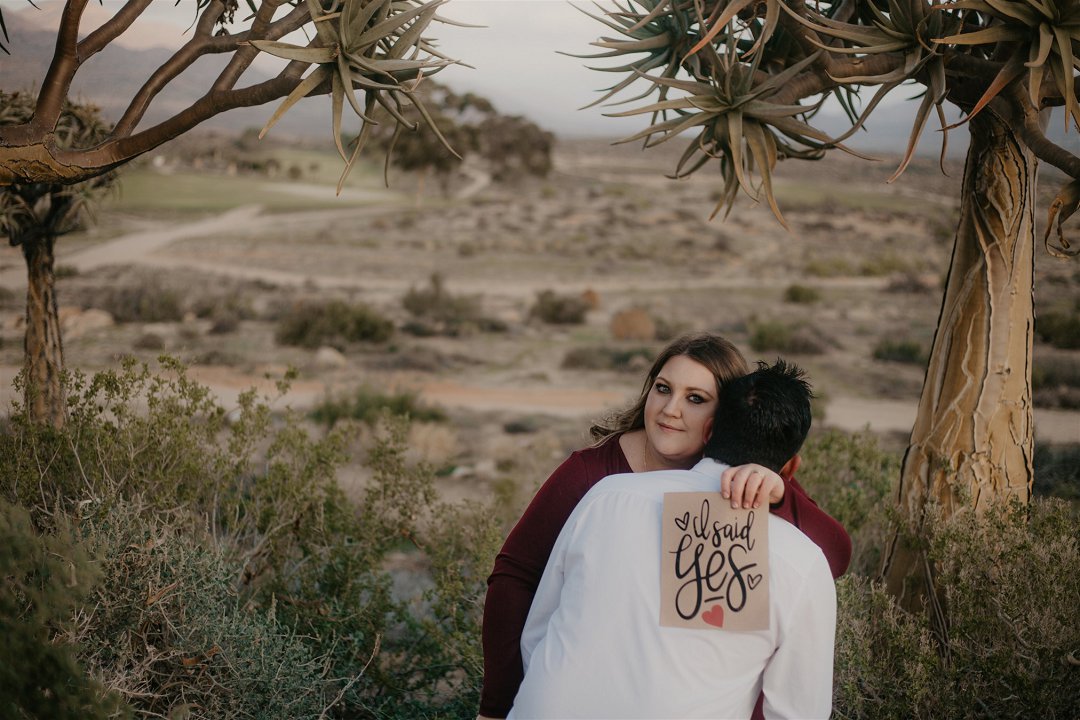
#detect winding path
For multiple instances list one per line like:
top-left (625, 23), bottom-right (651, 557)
top-left (0, 201), bottom-right (1074, 445)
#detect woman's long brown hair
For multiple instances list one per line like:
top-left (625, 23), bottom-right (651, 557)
top-left (589, 333), bottom-right (750, 442)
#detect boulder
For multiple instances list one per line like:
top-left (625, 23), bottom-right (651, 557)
top-left (61, 307), bottom-right (115, 339)
top-left (610, 307), bottom-right (656, 341)
top-left (314, 345), bottom-right (348, 369)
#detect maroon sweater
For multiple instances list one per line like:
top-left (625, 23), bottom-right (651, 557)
top-left (479, 435), bottom-right (852, 718)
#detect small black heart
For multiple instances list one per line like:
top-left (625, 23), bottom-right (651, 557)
top-left (674, 512), bottom-right (690, 532)
top-left (748, 573), bottom-right (763, 590)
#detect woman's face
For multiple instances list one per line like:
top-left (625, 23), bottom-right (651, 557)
top-left (643, 354), bottom-right (719, 469)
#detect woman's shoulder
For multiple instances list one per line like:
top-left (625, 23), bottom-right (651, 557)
top-left (570, 432), bottom-right (633, 479)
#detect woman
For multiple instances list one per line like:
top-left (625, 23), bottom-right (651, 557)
top-left (479, 333), bottom-right (851, 719)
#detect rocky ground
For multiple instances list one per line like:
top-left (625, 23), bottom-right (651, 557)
top-left (1, 139), bottom-right (1077, 506)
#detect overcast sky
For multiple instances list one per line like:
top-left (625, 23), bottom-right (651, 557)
top-left (2, 0), bottom-right (959, 149)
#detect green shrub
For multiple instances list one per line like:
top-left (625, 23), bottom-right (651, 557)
top-left (133, 331), bottom-right (165, 350)
top-left (1036, 309), bottom-right (1080, 349)
top-left (653, 315), bottom-right (689, 342)
top-left (783, 284), bottom-right (822, 304)
top-left (190, 290), bottom-right (257, 322)
top-left (798, 430), bottom-right (898, 576)
top-left (1032, 354), bottom-right (1080, 409)
top-left (0, 360), bottom-right (497, 719)
top-left (749, 320), bottom-right (826, 354)
top-left (834, 499), bottom-right (1080, 719)
top-left (310, 386), bottom-right (447, 427)
top-left (402, 273), bottom-right (505, 336)
top-left (834, 576), bottom-right (941, 719)
top-left (858, 252), bottom-right (915, 277)
top-left (209, 312), bottom-right (241, 334)
top-left (561, 346), bottom-right (654, 372)
top-left (77, 505), bottom-right (327, 719)
top-left (1033, 354), bottom-right (1080, 390)
top-left (930, 499), bottom-right (1079, 718)
top-left (872, 338), bottom-right (927, 365)
top-left (885, 272), bottom-right (933, 294)
top-left (503, 416), bottom-right (544, 434)
top-left (750, 321), bottom-right (792, 352)
top-left (804, 257), bottom-right (854, 277)
top-left (1033, 442), bottom-right (1080, 501)
top-left (275, 299), bottom-right (393, 348)
top-left (95, 280), bottom-right (183, 323)
top-left (403, 273), bottom-right (472, 318)
top-left (530, 289), bottom-right (589, 325)
top-left (0, 501), bottom-right (121, 720)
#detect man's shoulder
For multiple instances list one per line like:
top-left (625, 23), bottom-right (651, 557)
top-left (767, 514), bottom-right (831, 579)
top-left (585, 468), bottom-right (718, 503)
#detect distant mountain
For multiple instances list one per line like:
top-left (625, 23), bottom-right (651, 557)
top-left (0, 9), bottom-right (331, 140)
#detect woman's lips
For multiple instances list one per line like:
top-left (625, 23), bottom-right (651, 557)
top-left (657, 422), bottom-right (681, 432)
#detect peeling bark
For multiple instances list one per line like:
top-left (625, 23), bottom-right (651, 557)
top-left (881, 110), bottom-right (1036, 606)
top-left (22, 233), bottom-right (66, 428)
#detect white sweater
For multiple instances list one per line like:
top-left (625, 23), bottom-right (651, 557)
top-left (509, 458), bottom-right (836, 720)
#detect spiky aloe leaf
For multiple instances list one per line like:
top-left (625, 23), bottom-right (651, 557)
top-left (252, 0), bottom-right (461, 191)
top-left (247, 39), bottom-right (338, 64)
top-left (259, 65), bottom-right (332, 139)
top-left (687, 0), bottom-right (756, 56)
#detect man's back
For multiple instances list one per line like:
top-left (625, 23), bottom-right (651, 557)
top-left (510, 458), bottom-right (836, 720)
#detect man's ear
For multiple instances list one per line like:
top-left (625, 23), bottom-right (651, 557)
top-left (779, 454), bottom-right (801, 481)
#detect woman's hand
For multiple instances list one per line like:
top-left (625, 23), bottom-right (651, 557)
top-left (721, 464), bottom-right (785, 509)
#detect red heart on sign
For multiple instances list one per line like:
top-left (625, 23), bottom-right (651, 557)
top-left (701, 604), bottom-right (725, 628)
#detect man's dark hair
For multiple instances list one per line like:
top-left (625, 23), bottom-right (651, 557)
top-left (703, 359), bottom-right (813, 472)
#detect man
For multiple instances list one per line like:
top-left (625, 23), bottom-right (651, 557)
top-left (508, 360), bottom-right (836, 719)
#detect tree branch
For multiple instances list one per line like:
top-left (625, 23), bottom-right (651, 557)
top-left (831, 0), bottom-right (857, 25)
top-left (4, 74), bottom-right (323, 185)
top-left (944, 52), bottom-right (1004, 81)
top-left (114, 75), bottom-right (319, 160)
top-left (1001, 86), bottom-right (1080, 178)
top-left (772, 53), bottom-right (904, 105)
top-left (34, 0), bottom-right (91, 132)
top-left (942, 52), bottom-right (1003, 112)
top-left (111, 34), bottom-right (216, 136)
top-left (211, 1), bottom-right (311, 93)
top-left (78, 0), bottom-right (154, 59)
top-left (778, 0), bottom-right (835, 76)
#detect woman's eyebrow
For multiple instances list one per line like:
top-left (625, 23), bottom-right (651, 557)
top-left (656, 375), bottom-right (714, 398)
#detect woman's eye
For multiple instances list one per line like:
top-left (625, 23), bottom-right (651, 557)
top-left (688, 394), bottom-right (705, 404)
top-left (655, 382), bottom-right (670, 394)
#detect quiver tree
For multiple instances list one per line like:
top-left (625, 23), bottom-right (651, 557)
top-left (373, 92), bottom-right (478, 196)
top-left (372, 83), bottom-right (555, 193)
top-left (0, 0), bottom-right (464, 423)
top-left (476, 114), bottom-right (555, 181)
top-left (0, 92), bottom-right (116, 428)
top-left (0, 0), bottom-right (462, 190)
top-left (579, 0), bottom-right (1078, 605)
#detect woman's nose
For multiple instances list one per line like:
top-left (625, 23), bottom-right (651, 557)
top-left (662, 396), bottom-right (681, 417)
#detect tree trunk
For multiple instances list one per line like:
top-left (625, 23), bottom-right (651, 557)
top-left (22, 234), bottom-right (66, 428)
top-left (881, 110), bottom-right (1036, 606)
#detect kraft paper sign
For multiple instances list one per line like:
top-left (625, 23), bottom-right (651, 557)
top-left (660, 492), bottom-right (769, 631)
